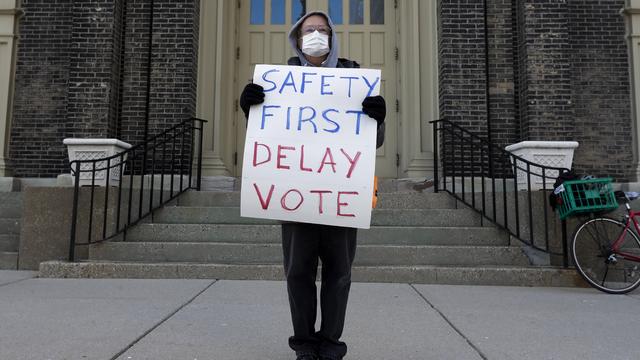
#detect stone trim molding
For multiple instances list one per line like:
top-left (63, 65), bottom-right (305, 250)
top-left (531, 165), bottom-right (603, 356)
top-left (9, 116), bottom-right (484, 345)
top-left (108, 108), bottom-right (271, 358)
top-left (0, 0), bottom-right (20, 176)
top-left (0, 9), bottom-right (23, 16)
top-left (624, 0), bottom-right (640, 180)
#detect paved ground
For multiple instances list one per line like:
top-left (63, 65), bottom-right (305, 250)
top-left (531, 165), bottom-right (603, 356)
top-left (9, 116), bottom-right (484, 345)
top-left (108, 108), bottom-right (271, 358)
top-left (1, 270), bottom-right (639, 360)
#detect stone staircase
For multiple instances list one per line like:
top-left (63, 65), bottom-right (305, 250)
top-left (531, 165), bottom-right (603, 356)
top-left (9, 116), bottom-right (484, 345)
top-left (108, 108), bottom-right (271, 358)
top-left (40, 189), bottom-right (582, 286)
top-left (0, 192), bottom-right (22, 270)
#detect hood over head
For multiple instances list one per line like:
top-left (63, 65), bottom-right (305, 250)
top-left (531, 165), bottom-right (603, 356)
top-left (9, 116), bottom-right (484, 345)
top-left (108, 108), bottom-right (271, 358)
top-left (288, 11), bottom-right (338, 68)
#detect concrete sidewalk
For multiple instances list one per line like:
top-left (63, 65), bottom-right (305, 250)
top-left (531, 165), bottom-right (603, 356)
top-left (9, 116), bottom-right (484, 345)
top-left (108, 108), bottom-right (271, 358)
top-left (1, 270), bottom-right (639, 360)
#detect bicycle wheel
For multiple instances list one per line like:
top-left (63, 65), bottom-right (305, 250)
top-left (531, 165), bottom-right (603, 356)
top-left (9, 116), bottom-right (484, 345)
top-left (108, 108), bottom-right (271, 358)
top-left (571, 217), bottom-right (640, 294)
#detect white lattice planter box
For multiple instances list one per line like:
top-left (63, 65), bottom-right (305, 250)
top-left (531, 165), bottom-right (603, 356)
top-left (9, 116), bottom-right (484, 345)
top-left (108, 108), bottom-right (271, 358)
top-left (63, 139), bottom-right (132, 187)
top-left (505, 141), bottom-right (579, 190)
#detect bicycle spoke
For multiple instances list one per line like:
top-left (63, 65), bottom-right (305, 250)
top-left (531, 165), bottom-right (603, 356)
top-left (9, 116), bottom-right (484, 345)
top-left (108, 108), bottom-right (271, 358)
top-left (583, 219), bottom-right (607, 249)
top-left (601, 265), bottom-right (609, 287)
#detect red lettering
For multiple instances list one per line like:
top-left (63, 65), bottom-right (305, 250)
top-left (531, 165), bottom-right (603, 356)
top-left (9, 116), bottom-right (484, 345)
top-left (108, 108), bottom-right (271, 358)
top-left (253, 183), bottom-right (275, 210)
top-left (337, 191), bottom-right (359, 217)
top-left (299, 145), bottom-right (313, 172)
top-left (281, 189), bottom-right (304, 211)
top-left (310, 190), bottom-right (332, 214)
top-left (253, 142), bottom-right (271, 167)
top-left (277, 145), bottom-right (295, 170)
top-left (317, 147), bottom-right (337, 174)
top-left (340, 149), bottom-right (361, 179)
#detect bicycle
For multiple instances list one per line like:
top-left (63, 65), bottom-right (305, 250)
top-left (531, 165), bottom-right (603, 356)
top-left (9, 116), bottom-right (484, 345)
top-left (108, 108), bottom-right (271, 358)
top-left (571, 190), bottom-right (640, 294)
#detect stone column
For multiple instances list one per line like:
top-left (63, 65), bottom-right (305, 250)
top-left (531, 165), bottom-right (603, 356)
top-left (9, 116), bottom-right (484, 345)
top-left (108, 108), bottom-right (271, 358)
top-left (0, 0), bottom-right (21, 176)
top-left (196, 0), bottom-right (236, 176)
top-left (399, 0), bottom-right (438, 178)
top-left (625, 0), bottom-right (640, 181)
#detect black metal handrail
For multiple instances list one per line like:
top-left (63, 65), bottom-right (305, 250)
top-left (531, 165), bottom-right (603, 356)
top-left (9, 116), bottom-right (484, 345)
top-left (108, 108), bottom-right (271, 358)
top-left (68, 117), bottom-right (207, 261)
top-left (431, 119), bottom-right (571, 267)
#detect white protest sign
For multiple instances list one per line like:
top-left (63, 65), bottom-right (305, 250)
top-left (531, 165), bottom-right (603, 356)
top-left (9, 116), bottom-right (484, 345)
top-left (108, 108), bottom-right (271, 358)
top-left (240, 64), bottom-right (381, 229)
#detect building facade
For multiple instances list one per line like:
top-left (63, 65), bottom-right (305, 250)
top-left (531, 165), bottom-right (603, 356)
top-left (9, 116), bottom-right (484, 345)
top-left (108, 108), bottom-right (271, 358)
top-left (1, 0), bottom-right (639, 182)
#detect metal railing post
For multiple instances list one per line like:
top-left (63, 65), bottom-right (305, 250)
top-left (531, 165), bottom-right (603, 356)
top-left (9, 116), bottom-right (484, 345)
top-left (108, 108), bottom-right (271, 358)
top-left (149, 138), bottom-right (156, 213)
top-left (87, 162), bottom-right (96, 244)
top-left (188, 119), bottom-right (195, 189)
top-left (69, 161), bottom-right (81, 262)
top-left (432, 121), bottom-right (439, 193)
top-left (197, 119), bottom-right (204, 191)
top-left (102, 158), bottom-right (110, 240)
top-left (562, 220), bottom-right (569, 268)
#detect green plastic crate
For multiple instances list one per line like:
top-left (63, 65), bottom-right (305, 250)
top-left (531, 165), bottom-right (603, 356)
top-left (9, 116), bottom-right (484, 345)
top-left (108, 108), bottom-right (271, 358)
top-left (557, 178), bottom-right (618, 220)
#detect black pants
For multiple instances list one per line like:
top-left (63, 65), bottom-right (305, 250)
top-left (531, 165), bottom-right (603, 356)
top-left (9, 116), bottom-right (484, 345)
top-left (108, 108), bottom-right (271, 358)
top-left (282, 222), bottom-right (357, 359)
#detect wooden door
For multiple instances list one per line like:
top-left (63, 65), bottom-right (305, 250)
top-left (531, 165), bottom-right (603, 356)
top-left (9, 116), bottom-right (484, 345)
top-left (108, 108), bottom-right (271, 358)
top-left (236, 0), bottom-right (398, 177)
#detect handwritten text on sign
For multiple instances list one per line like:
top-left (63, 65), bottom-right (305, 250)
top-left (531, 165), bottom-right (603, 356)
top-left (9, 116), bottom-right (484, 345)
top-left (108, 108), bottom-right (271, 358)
top-left (240, 64), bottom-right (381, 229)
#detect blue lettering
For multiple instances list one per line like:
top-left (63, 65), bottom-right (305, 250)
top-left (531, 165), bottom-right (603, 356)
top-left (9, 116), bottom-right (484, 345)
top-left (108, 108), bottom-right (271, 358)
top-left (261, 69), bottom-right (279, 92)
top-left (286, 107), bottom-right (292, 130)
top-left (301, 72), bottom-right (317, 94)
top-left (261, 105), bottom-right (281, 129)
top-left (322, 109), bottom-right (340, 133)
top-left (362, 76), bottom-right (380, 97)
top-left (279, 71), bottom-right (298, 94)
top-left (321, 75), bottom-right (335, 95)
top-left (339, 76), bottom-right (359, 97)
top-left (346, 110), bottom-right (366, 135)
top-left (298, 106), bottom-right (318, 133)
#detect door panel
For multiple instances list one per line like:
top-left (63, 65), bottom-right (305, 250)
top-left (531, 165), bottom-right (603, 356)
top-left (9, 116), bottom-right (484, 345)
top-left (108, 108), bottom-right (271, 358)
top-left (236, 0), bottom-right (397, 177)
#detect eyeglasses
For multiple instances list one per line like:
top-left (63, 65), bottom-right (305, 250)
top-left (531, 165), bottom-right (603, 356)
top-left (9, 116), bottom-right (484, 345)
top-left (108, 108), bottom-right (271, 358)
top-left (300, 25), bottom-right (331, 36)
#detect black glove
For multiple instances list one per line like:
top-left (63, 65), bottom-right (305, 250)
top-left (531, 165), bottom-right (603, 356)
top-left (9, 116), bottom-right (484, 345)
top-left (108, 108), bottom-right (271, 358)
top-left (362, 95), bottom-right (386, 126)
top-left (239, 83), bottom-right (265, 118)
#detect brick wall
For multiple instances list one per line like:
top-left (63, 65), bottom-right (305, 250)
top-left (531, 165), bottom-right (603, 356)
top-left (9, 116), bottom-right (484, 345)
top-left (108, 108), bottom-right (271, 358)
top-left (10, 0), bottom-right (200, 177)
top-left (567, 0), bottom-right (632, 180)
top-left (118, 0), bottom-right (200, 146)
top-left (118, 0), bottom-right (154, 145)
top-left (10, 0), bottom-right (74, 177)
top-left (518, 0), bottom-right (574, 141)
top-left (487, 0), bottom-right (518, 148)
top-left (67, 0), bottom-right (124, 138)
top-left (438, 0), bottom-right (488, 137)
top-left (439, 0), bottom-right (519, 147)
top-left (439, 0), bottom-right (632, 181)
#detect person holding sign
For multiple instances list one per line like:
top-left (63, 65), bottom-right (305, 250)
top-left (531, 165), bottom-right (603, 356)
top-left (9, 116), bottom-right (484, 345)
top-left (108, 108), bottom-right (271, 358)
top-left (240, 11), bottom-right (386, 360)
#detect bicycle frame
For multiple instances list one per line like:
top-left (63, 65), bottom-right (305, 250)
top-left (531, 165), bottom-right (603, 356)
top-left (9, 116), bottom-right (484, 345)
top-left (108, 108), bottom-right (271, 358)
top-left (613, 202), bottom-right (640, 262)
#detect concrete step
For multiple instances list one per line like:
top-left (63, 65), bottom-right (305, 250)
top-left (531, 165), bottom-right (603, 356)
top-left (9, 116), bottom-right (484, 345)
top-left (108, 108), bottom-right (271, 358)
top-left (0, 192), bottom-right (22, 205)
top-left (38, 260), bottom-right (585, 287)
top-left (0, 192), bottom-right (23, 218)
top-left (0, 252), bottom-right (18, 270)
top-left (0, 219), bottom-right (21, 235)
top-left (153, 207), bottom-right (482, 227)
top-left (125, 224), bottom-right (508, 246)
top-left (88, 242), bottom-right (528, 266)
top-left (0, 235), bottom-right (19, 252)
top-left (177, 191), bottom-right (456, 209)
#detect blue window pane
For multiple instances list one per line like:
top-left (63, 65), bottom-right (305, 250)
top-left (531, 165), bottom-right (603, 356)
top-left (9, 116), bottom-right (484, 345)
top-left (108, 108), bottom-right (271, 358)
top-left (349, 0), bottom-right (363, 24)
top-left (329, 0), bottom-right (343, 25)
top-left (292, 0), bottom-right (306, 23)
top-left (271, 0), bottom-right (285, 24)
top-left (251, 0), bottom-right (265, 24)
top-left (371, 0), bottom-right (384, 24)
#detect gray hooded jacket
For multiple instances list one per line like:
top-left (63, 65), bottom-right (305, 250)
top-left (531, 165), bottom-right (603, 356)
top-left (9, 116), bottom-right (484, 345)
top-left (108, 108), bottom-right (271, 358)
top-left (286, 11), bottom-right (385, 147)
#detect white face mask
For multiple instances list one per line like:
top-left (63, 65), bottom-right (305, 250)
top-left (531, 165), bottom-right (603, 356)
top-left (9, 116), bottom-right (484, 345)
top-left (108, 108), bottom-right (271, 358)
top-left (301, 31), bottom-right (330, 57)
